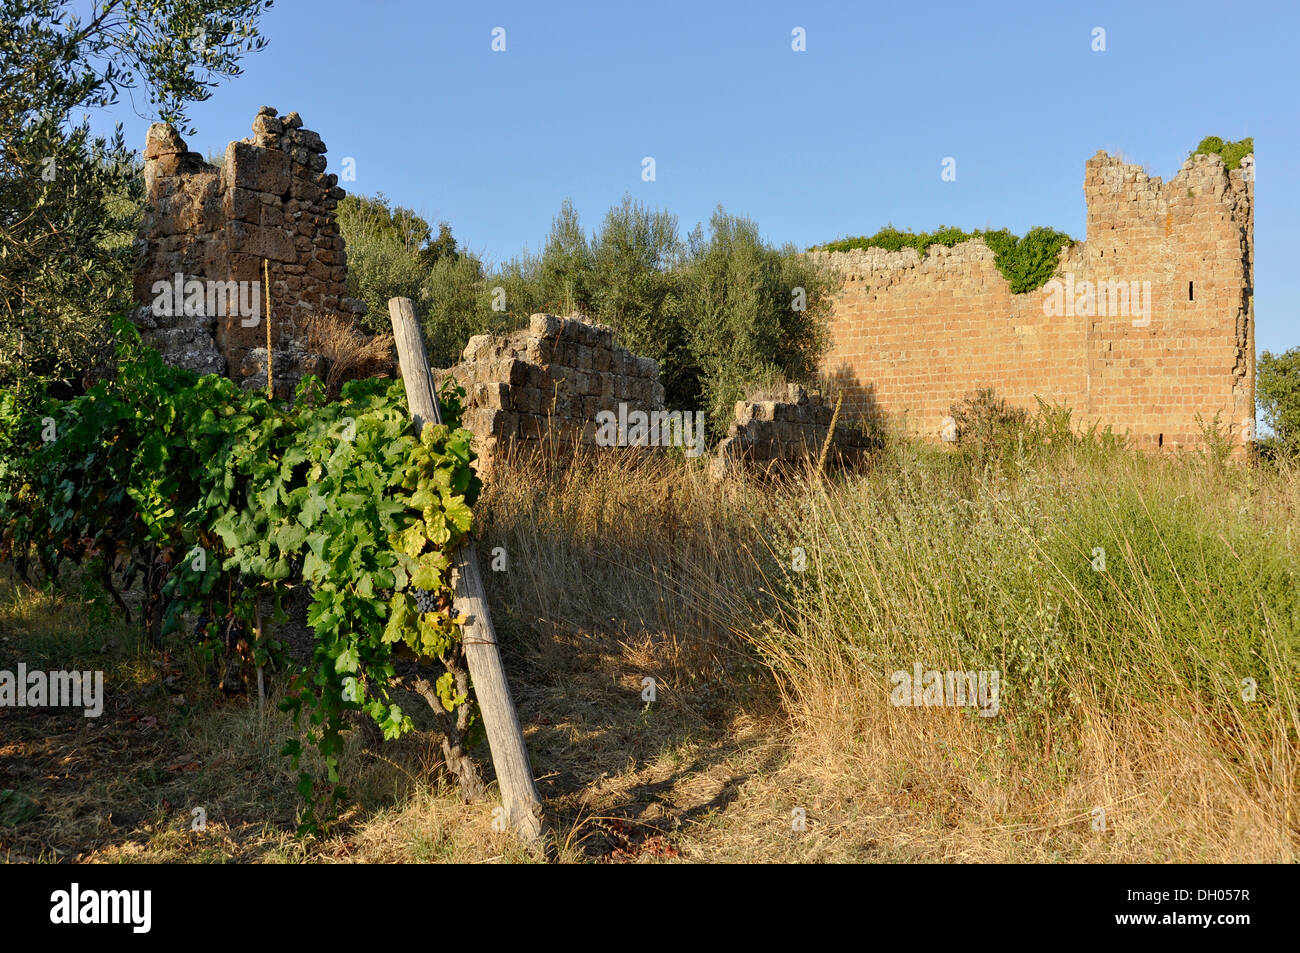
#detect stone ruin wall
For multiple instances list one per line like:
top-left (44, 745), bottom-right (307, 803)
top-left (131, 121), bottom-right (1256, 461)
top-left (440, 319), bottom-right (871, 473)
top-left (812, 150), bottom-right (1255, 452)
top-left (714, 385), bottom-right (875, 474)
top-left (132, 107), bottom-right (364, 397)
top-left (436, 313), bottom-right (666, 464)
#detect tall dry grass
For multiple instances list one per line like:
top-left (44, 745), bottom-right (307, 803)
top-left (301, 313), bottom-right (395, 398)
top-left (4, 417), bottom-right (1296, 862)
top-left (473, 442), bottom-right (773, 695)
top-left (472, 429), bottom-right (1298, 860)
top-left (739, 438), bottom-right (1300, 861)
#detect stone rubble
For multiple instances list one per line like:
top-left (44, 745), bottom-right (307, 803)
top-left (713, 384), bottom-right (874, 474)
top-left (436, 314), bottom-right (665, 465)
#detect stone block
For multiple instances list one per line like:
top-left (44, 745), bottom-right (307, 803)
top-left (252, 114), bottom-right (283, 137)
top-left (486, 358), bottom-right (528, 387)
top-left (463, 334), bottom-right (495, 362)
top-left (524, 364), bottom-right (549, 389)
top-left (144, 123), bottom-right (187, 160)
top-left (227, 141), bottom-right (290, 195)
top-left (524, 337), bottom-right (554, 365)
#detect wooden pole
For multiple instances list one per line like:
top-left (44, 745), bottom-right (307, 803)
top-left (263, 259), bottom-right (273, 397)
top-left (387, 297), bottom-right (545, 844)
top-left (254, 601), bottom-right (265, 714)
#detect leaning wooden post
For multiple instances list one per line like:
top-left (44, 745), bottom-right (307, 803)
top-left (388, 297), bottom-right (545, 844)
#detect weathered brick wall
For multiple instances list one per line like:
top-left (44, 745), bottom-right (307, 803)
top-left (437, 313), bottom-right (665, 463)
top-left (714, 385), bottom-right (874, 472)
top-left (814, 150), bottom-right (1254, 451)
top-left (132, 107), bottom-right (364, 395)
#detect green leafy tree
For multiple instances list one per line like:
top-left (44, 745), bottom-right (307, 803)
top-left (486, 199), bottom-right (835, 431)
top-left (337, 193), bottom-right (502, 366)
top-left (487, 254), bottom-right (546, 329)
top-left (535, 198), bottom-right (594, 316)
top-left (418, 221), bottom-right (460, 271)
top-left (1258, 347), bottom-right (1300, 452)
top-left (337, 193), bottom-right (431, 331)
top-left (421, 252), bottom-right (510, 368)
top-left (678, 208), bottom-right (834, 434)
top-left (587, 196), bottom-right (684, 382)
top-left (0, 0), bottom-right (274, 392)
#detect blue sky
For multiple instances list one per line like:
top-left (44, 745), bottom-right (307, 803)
top-left (95, 0), bottom-right (1298, 357)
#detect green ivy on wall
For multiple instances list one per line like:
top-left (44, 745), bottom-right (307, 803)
top-left (811, 225), bottom-right (1075, 294)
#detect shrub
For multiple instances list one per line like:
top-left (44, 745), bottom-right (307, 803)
top-left (337, 194), bottom-right (503, 366)
top-left (980, 227), bottom-right (1075, 294)
top-left (950, 388), bottom-right (1031, 463)
top-left (337, 194), bottom-right (434, 331)
top-left (1191, 135), bottom-right (1254, 171)
top-left (813, 225), bottom-right (1074, 293)
top-left (421, 253), bottom-right (515, 368)
top-left (678, 209), bottom-right (834, 435)
top-left (1258, 347), bottom-right (1300, 454)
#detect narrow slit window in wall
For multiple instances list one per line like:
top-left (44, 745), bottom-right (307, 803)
top-left (1189, 281), bottom-right (1194, 301)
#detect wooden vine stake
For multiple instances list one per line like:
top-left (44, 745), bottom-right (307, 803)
top-left (388, 297), bottom-right (545, 844)
top-left (258, 259), bottom-right (273, 703)
top-left (263, 258), bottom-right (273, 396)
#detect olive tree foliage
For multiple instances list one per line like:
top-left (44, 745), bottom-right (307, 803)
top-left (339, 190), bottom-right (834, 429)
top-left (676, 208), bottom-right (834, 433)
top-left (337, 194), bottom-right (430, 329)
top-left (488, 198), bottom-right (834, 434)
top-left (337, 193), bottom-right (511, 368)
top-left (0, 0), bottom-right (274, 392)
top-left (1258, 347), bottom-right (1300, 454)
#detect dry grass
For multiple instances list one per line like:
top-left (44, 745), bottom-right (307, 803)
top-left (734, 442), bottom-right (1300, 863)
top-left (301, 313), bottom-right (395, 398)
top-left (1, 435), bottom-right (1296, 863)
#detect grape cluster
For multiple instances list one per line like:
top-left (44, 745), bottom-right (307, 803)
top-left (412, 588), bottom-right (438, 613)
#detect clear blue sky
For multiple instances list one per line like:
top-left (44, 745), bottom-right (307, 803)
top-left (95, 0), bottom-right (1298, 358)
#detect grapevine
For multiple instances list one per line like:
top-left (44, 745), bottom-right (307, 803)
top-left (0, 317), bottom-right (481, 831)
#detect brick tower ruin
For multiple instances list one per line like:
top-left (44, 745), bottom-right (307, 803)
top-left (814, 149), bottom-right (1255, 452)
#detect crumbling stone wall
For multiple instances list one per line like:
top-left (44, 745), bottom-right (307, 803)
top-left (814, 149), bottom-right (1255, 452)
top-left (713, 385), bottom-right (874, 473)
top-left (437, 313), bottom-right (665, 463)
top-left (132, 107), bottom-right (364, 396)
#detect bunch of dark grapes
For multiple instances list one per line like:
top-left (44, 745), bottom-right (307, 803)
top-left (413, 588), bottom-right (438, 613)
